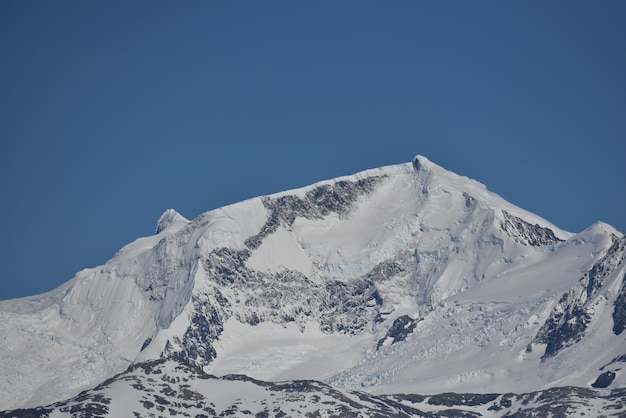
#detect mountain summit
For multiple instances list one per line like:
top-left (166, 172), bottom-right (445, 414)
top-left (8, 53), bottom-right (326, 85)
top-left (1, 156), bottom-right (624, 416)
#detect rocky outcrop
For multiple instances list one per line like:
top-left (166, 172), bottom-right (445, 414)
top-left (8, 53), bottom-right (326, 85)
top-left (377, 315), bottom-right (421, 349)
top-left (534, 235), bottom-right (626, 360)
top-left (500, 211), bottom-right (563, 247)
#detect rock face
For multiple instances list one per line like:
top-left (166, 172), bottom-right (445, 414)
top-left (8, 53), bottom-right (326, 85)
top-left (533, 235), bottom-right (626, 360)
top-left (0, 155), bottom-right (624, 413)
top-left (592, 371), bottom-right (617, 388)
top-left (376, 315), bottom-right (420, 349)
top-left (613, 271), bottom-right (626, 335)
top-left (500, 210), bottom-right (564, 246)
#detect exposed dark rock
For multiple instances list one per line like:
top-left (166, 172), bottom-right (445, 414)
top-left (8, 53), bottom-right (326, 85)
top-left (592, 371), bottom-right (617, 388)
top-left (57, 392), bottom-right (110, 417)
top-left (391, 393), bottom-right (427, 404)
top-left (140, 337), bottom-right (152, 351)
top-left (613, 273), bottom-right (626, 335)
top-left (412, 156), bottom-right (421, 171)
top-left (202, 247), bottom-right (252, 287)
top-left (534, 235), bottom-right (625, 359)
top-left (496, 386), bottom-right (618, 418)
top-left (427, 392), bottom-right (499, 407)
top-left (364, 257), bottom-right (410, 283)
top-left (601, 354), bottom-right (626, 371)
top-left (246, 176), bottom-right (386, 252)
top-left (533, 290), bottom-right (591, 360)
top-left (0, 408), bottom-right (53, 418)
top-left (320, 279), bottom-right (382, 334)
top-left (587, 236), bottom-right (625, 300)
top-left (462, 192), bottom-right (476, 209)
top-left (377, 315), bottom-right (421, 349)
top-left (500, 211), bottom-right (563, 247)
top-left (169, 293), bottom-right (225, 367)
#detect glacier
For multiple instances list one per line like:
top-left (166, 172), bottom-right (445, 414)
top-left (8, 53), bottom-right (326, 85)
top-left (0, 155), bottom-right (624, 414)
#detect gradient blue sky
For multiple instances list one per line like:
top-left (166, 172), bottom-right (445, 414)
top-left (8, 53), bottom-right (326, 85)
top-left (1, 1), bottom-right (624, 300)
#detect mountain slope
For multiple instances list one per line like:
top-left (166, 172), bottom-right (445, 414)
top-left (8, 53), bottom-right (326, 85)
top-left (1, 155), bottom-right (624, 412)
top-left (4, 358), bottom-right (626, 418)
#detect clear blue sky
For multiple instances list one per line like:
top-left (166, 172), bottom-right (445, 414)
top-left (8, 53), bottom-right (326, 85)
top-left (1, 1), bottom-right (624, 301)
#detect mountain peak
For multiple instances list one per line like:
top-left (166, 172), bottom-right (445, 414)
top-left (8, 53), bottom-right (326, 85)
top-left (590, 220), bottom-right (623, 237)
top-left (155, 208), bottom-right (189, 234)
top-left (411, 155), bottom-right (424, 171)
top-left (411, 154), bottom-right (434, 171)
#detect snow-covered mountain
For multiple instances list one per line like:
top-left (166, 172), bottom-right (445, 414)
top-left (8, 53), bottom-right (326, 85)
top-left (1, 155), bottom-right (624, 416)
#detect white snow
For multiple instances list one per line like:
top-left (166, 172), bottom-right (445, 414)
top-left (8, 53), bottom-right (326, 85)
top-left (246, 227), bottom-right (315, 277)
top-left (208, 318), bottom-right (373, 381)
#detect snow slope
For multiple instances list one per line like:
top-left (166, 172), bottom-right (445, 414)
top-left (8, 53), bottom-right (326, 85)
top-left (0, 155), bottom-right (624, 412)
